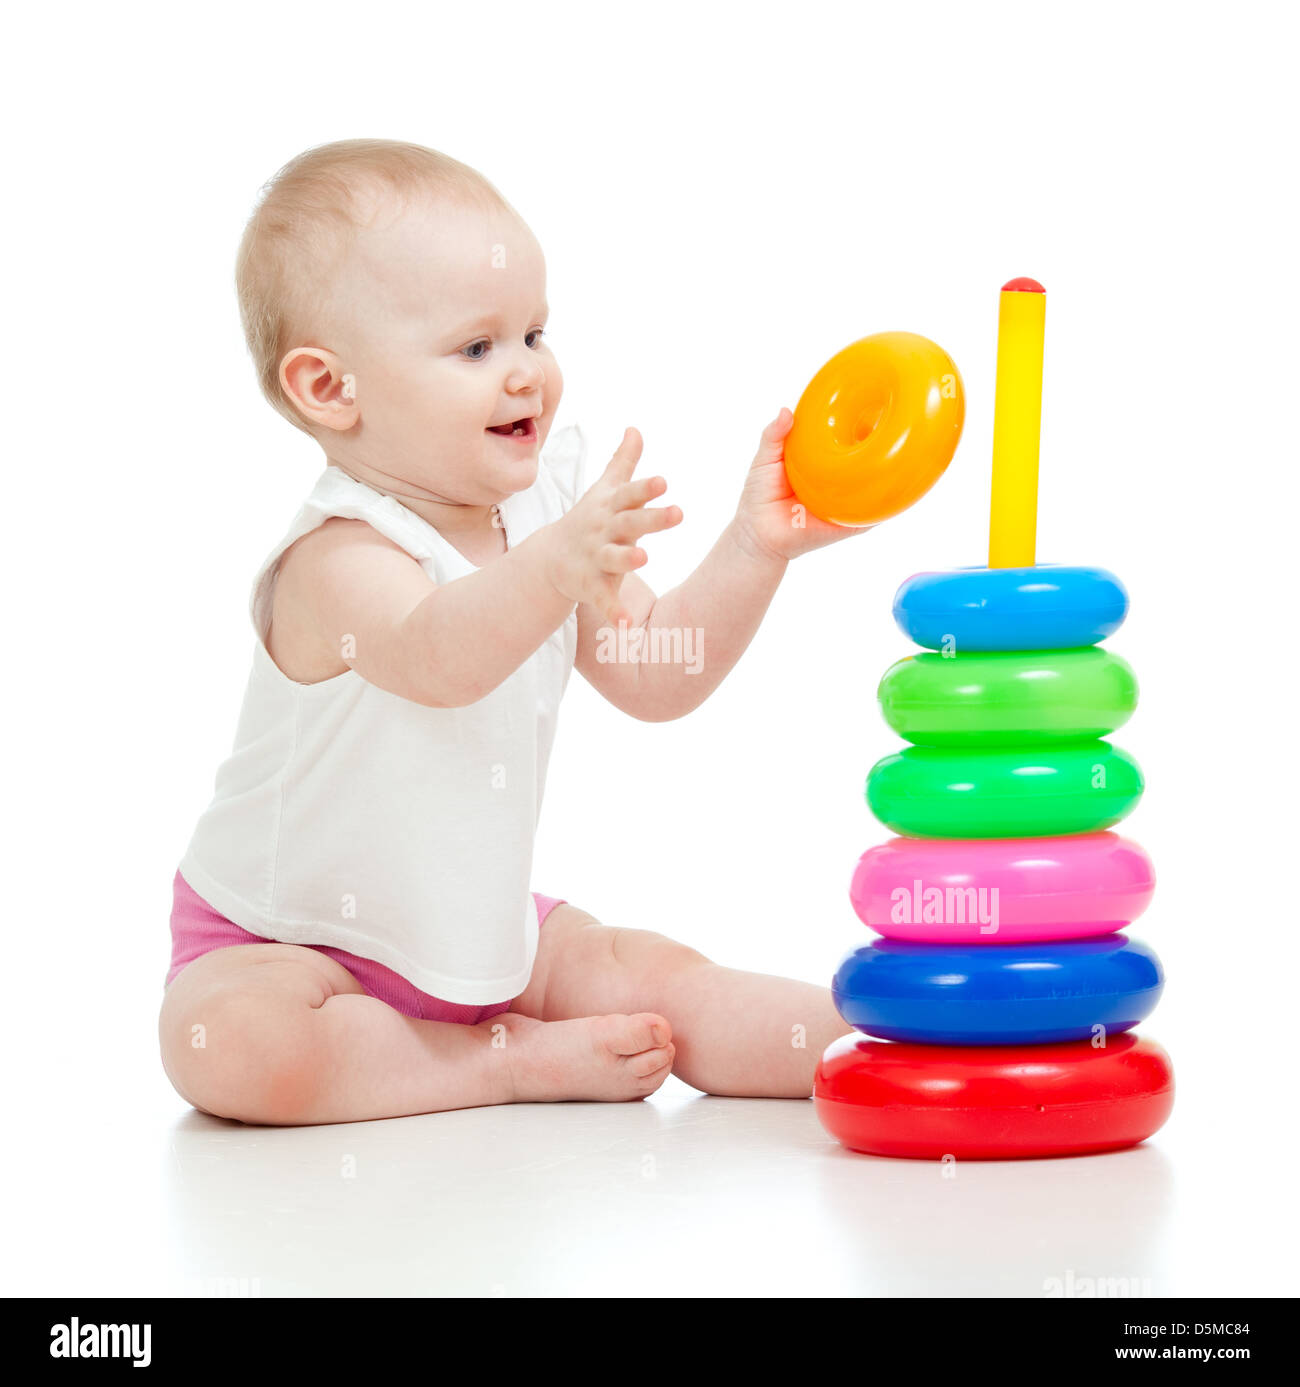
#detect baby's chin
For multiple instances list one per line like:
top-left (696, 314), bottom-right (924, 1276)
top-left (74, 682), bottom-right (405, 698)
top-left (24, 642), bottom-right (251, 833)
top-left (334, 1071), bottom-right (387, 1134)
top-left (486, 457), bottom-right (540, 506)
top-left (480, 424), bottom-right (541, 493)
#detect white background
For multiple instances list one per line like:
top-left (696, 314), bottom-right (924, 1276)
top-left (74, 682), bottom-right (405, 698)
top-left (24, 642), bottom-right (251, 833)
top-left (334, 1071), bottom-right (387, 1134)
top-left (3, 0), bottom-right (1297, 1299)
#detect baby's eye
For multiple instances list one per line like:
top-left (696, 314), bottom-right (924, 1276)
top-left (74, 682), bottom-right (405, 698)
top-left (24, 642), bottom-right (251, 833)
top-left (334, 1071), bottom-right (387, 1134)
top-left (526, 327), bottom-right (546, 349)
top-left (461, 339), bottom-right (491, 360)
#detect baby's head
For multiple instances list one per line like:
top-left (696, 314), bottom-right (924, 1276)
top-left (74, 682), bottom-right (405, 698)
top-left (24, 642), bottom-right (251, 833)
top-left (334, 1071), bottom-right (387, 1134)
top-left (236, 139), bottom-right (560, 507)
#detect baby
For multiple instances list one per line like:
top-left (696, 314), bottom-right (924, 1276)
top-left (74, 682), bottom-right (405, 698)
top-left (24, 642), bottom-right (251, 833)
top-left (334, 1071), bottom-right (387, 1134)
top-left (159, 138), bottom-right (860, 1125)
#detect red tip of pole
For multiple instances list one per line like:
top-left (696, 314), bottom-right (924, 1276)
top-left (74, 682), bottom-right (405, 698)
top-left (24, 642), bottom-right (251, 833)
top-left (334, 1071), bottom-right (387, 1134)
top-left (1002, 277), bottom-right (1046, 293)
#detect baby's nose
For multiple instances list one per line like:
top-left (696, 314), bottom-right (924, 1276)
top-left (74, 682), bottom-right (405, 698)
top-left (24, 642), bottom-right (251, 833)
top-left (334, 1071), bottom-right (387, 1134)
top-left (508, 358), bottom-right (546, 391)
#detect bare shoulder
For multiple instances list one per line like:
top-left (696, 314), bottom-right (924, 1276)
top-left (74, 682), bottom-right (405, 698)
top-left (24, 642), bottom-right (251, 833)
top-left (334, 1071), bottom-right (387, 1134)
top-left (268, 518), bottom-right (433, 685)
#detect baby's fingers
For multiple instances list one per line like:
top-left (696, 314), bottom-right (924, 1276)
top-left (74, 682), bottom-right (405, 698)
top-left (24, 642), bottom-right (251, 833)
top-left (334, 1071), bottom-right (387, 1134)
top-left (596, 541), bottom-right (649, 575)
top-left (618, 503), bottom-right (682, 541)
top-left (592, 575), bottom-right (634, 627)
top-left (613, 474), bottom-right (668, 510)
top-left (752, 408), bottom-right (794, 464)
top-left (601, 427), bottom-right (643, 485)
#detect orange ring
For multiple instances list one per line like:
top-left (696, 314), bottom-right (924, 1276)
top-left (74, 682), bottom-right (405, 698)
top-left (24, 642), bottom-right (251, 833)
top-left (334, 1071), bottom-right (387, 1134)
top-left (784, 331), bottom-right (965, 526)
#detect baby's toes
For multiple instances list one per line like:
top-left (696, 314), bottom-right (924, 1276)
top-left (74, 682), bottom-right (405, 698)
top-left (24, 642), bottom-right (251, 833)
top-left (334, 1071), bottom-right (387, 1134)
top-left (596, 1011), bottom-right (671, 1057)
top-left (626, 1041), bottom-right (675, 1079)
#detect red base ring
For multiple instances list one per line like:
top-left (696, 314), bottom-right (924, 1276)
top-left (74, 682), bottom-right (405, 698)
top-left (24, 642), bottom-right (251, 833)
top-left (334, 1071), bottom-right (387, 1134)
top-left (814, 1032), bottom-right (1174, 1160)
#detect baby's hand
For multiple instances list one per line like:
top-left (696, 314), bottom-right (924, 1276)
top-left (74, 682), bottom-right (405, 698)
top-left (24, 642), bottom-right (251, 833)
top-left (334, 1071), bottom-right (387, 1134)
top-left (734, 409), bottom-right (874, 561)
top-left (544, 428), bottom-right (681, 624)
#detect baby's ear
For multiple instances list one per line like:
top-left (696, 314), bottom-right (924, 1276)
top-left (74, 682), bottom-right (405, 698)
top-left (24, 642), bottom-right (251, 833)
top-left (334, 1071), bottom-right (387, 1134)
top-left (543, 423), bottom-right (588, 509)
top-left (280, 347), bottom-right (359, 433)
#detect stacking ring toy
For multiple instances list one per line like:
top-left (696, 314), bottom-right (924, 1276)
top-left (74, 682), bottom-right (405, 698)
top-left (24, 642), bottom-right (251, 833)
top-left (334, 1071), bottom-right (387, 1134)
top-left (783, 332), bottom-right (965, 527)
top-left (814, 1033), bottom-right (1174, 1160)
top-left (893, 564), bottom-right (1129, 652)
top-left (831, 935), bottom-right (1163, 1044)
top-left (879, 647), bottom-right (1138, 746)
top-left (849, 832), bottom-right (1156, 943)
top-left (866, 741), bottom-right (1143, 838)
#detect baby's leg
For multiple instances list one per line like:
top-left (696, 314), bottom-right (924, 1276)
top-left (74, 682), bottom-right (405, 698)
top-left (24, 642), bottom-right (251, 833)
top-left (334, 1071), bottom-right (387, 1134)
top-left (159, 942), bottom-right (675, 1126)
top-left (651, 961), bottom-right (853, 1097)
top-left (512, 906), bottom-right (853, 1098)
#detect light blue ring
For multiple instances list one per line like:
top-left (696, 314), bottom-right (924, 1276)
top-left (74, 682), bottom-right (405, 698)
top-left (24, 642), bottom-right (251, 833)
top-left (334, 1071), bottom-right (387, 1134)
top-left (893, 564), bottom-right (1129, 652)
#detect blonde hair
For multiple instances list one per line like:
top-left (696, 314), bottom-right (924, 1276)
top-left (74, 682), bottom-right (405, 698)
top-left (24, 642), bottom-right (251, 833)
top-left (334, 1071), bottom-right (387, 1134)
top-left (235, 138), bottom-right (510, 433)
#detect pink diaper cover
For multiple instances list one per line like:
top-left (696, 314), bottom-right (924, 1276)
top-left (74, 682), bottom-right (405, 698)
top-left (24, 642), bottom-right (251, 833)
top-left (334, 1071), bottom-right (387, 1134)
top-left (166, 870), bottom-right (567, 1023)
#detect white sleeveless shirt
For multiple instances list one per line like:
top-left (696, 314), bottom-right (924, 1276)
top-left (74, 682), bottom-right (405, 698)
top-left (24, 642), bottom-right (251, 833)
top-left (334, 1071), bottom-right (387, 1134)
top-left (179, 425), bottom-right (587, 1003)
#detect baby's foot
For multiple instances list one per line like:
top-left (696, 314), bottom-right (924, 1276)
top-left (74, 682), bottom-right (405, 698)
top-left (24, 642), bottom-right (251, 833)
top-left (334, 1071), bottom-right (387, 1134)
top-left (491, 1012), bottom-right (675, 1102)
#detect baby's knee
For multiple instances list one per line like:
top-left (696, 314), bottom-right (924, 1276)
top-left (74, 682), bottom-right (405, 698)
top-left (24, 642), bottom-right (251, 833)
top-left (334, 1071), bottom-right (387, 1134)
top-left (619, 925), bottom-right (710, 967)
top-left (160, 984), bottom-right (323, 1126)
top-left (611, 927), bottom-right (713, 1000)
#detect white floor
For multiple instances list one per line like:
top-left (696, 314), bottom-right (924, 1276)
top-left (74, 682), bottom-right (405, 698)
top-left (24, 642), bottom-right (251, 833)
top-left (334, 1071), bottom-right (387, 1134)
top-left (7, 1043), bottom-right (1294, 1298)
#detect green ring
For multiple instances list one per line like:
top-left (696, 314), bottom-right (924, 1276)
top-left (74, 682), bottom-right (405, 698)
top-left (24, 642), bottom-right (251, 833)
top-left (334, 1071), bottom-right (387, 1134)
top-left (878, 648), bottom-right (1138, 747)
top-left (865, 741), bottom-right (1144, 838)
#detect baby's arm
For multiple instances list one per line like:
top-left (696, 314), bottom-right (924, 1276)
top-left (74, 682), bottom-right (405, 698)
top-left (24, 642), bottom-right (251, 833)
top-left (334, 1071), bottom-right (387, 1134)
top-left (270, 431), bottom-right (676, 706)
top-left (578, 410), bottom-right (876, 721)
top-left (271, 518), bottom-right (571, 705)
top-left (577, 413), bottom-right (813, 721)
top-left (574, 516), bottom-right (787, 721)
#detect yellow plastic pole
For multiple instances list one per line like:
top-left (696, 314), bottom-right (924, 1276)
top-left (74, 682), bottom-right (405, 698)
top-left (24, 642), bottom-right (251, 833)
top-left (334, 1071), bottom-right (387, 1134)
top-left (988, 277), bottom-right (1046, 568)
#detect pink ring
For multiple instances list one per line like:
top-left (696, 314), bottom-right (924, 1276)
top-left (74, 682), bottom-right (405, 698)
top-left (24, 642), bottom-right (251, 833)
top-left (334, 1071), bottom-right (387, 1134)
top-left (849, 832), bottom-right (1155, 943)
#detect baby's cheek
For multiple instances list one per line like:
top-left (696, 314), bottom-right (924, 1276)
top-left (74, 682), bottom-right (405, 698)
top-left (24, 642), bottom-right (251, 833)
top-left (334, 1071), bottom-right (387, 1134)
top-left (542, 350), bottom-right (564, 411)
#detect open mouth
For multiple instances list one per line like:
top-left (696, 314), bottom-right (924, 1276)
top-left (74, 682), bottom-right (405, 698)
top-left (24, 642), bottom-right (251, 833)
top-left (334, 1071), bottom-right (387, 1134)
top-left (486, 416), bottom-right (537, 440)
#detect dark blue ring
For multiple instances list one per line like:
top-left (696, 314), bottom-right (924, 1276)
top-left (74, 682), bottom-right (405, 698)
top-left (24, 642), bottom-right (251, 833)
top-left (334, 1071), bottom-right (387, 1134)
top-left (832, 935), bottom-right (1163, 1044)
